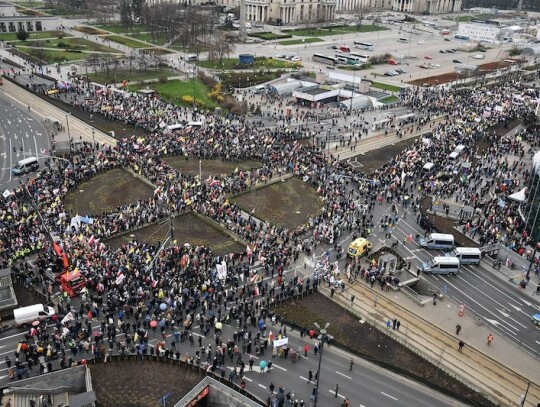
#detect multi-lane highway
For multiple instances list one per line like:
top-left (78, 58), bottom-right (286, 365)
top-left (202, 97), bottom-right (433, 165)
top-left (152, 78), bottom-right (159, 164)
top-left (0, 91), bottom-right (50, 190)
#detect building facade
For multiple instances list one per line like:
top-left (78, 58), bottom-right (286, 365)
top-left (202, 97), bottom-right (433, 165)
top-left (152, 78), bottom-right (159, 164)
top-left (457, 22), bottom-right (502, 42)
top-left (244, 0), bottom-right (336, 24)
top-left (334, 0), bottom-right (460, 13)
top-left (0, 3), bottom-right (59, 33)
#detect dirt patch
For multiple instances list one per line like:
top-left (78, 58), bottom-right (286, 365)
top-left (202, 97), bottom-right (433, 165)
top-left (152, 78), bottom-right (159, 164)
top-left (64, 168), bottom-right (153, 216)
top-left (106, 211), bottom-right (245, 256)
top-left (477, 61), bottom-right (510, 71)
top-left (274, 293), bottom-right (495, 407)
top-left (90, 359), bottom-right (204, 407)
top-left (165, 157), bottom-right (262, 179)
top-left (233, 177), bottom-right (322, 230)
top-left (347, 136), bottom-right (421, 175)
top-left (409, 72), bottom-right (461, 86)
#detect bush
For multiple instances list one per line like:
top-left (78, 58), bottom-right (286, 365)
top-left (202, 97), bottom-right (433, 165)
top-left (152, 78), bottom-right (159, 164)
top-left (158, 76), bottom-right (167, 83)
top-left (198, 72), bottom-right (217, 88)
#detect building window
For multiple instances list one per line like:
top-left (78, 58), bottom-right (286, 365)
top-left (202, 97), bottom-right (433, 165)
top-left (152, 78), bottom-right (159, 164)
top-left (0, 23), bottom-right (6, 33)
top-left (17, 22), bottom-right (24, 31)
top-left (8, 22), bottom-right (15, 32)
top-left (35, 21), bottom-right (42, 31)
top-left (26, 21), bottom-right (33, 31)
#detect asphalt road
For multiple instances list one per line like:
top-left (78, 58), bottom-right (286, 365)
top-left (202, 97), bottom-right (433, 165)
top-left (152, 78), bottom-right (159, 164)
top-left (0, 91), bottom-right (50, 190)
top-left (337, 190), bottom-right (540, 358)
top-left (0, 306), bottom-right (465, 407)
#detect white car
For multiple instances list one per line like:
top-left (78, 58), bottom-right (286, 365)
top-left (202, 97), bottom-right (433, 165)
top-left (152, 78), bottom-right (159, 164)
top-left (472, 54), bottom-right (485, 59)
top-left (291, 56), bottom-right (302, 62)
top-left (418, 40), bottom-right (425, 45)
top-left (430, 63), bottom-right (441, 68)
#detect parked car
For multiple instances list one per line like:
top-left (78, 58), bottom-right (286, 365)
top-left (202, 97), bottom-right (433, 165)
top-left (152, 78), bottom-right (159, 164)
top-left (396, 68), bottom-right (407, 74)
top-left (472, 54), bottom-right (485, 59)
top-left (440, 50), bottom-right (446, 53)
top-left (453, 59), bottom-right (462, 63)
top-left (384, 70), bottom-right (399, 76)
top-left (424, 55), bottom-right (432, 60)
top-left (275, 54), bottom-right (285, 58)
top-left (430, 63), bottom-right (441, 68)
top-left (446, 49), bottom-right (455, 53)
top-left (444, 37), bottom-right (451, 41)
top-left (291, 56), bottom-right (302, 61)
top-left (532, 314), bottom-right (540, 326)
top-left (418, 40), bottom-right (425, 45)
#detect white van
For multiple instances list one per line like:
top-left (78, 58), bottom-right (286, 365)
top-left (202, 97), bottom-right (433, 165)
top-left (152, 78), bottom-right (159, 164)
top-left (447, 247), bottom-right (481, 265)
top-left (12, 157), bottom-right (39, 176)
top-left (449, 145), bottom-right (466, 160)
top-left (418, 233), bottom-right (455, 250)
top-left (185, 55), bottom-right (198, 62)
top-left (187, 121), bottom-right (203, 128)
top-left (422, 256), bottom-right (460, 275)
top-left (423, 162), bottom-right (436, 174)
top-left (166, 123), bottom-right (184, 131)
top-left (14, 304), bottom-right (55, 326)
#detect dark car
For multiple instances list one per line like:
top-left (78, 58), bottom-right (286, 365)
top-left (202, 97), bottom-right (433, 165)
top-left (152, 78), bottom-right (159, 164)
top-left (420, 215), bottom-right (434, 231)
top-left (453, 59), bottom-right (462, 63)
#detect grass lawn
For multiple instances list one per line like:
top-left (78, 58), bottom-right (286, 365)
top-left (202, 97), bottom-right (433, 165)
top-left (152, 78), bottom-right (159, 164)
top-left (370, 81), bottom-right (401, 92)
top-left (73, 26), bottom-right (108, 35)
top-left (128, 79), bottom-right (218, 109)
top-left (197, 57), bottom-right (301, 70)
top-left (378, 95), bottom-right (399, 104)
top-left (101, 35), bottom-right (149, 49)
top-left (94, 23), bottom-right (149, 34)
top-left (128, 32), bottom-right (169, 46)
top-left (278, 37), bottom-right (322, 46)
top-left (283, 24), bottom-right (386, 37)
top-left (86, 68), bottom-right (178, 84)
top-left (0, 30), bottom-right (67, 41)
top-left (28, 37), bottom-right (119, 53)
top-left (233, 177), bottom-right (321, 230)
top-left (16, 46), bottom-right (92, 63)
top-left (248, 32), bottom-right (292, 40)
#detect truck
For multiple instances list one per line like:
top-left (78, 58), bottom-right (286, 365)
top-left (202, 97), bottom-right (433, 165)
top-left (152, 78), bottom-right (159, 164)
top-left (60, 270), bottom-right (86, 298)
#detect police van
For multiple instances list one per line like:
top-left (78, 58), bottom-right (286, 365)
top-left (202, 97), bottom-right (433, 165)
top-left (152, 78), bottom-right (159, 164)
top-left (447, 247), bottom-right (481, 265)
top-left (12, 157), bottom-right (39, 175)
top-left (421, 256), bottom-right (460, 275)
top-left (417, 233), bottom-right (454, 250)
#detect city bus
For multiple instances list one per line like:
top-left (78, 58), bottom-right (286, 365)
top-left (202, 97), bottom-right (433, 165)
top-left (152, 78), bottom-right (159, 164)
top-left (312, 54), bottom-right (336, 66)
top-left (353, 41), bottom-right (374, 51)
top-left (350, 52), bottom-right (370, 63)
top-left (454, 34), bottom-right (469, 40)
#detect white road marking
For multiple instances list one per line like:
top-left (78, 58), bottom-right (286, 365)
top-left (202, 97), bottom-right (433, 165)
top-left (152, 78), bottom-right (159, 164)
top-left (299, 375), bottom-right (312, 382)
top-left (271, 363), bottom-right (287, 371)
top-left (258, 384), bottom-right (266, 389)
top-left (381, 391), bottom-right (398, 400)
top-left (336, 371), bottom-right (352, 379)
top-left (328, 390), bottom-right (345, 399)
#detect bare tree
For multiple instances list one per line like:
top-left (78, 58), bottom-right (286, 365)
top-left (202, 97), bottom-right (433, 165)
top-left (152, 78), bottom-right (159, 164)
top-left (353, 2), bottom-right (372, 30)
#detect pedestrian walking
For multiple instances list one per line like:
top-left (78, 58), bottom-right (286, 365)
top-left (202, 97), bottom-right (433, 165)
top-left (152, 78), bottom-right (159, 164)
top-left (455, 324), bottom-right (461, 335)
top-left (335, 383), bottom-right (339, 397)
top-left (487, 334), bottom-right (494, 346)
top-left (458, 340), bottom-right (465, 351)
top-left (308, 369), bottom-right (313, 382)
top-left (349, 358), bottom-right (354, 372)
top-left (269, 382), bottom-right (275, 394)
top-left (303, 344), bottom-right (309, 357)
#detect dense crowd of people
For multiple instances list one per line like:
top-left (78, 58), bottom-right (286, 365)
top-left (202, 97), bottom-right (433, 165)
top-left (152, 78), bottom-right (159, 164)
top-left (0, 68), bottom-right (539, 402)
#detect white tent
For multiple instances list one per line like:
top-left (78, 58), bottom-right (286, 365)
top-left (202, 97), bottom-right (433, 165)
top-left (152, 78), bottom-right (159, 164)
top-left (508, 187), bottom-right (527, 203)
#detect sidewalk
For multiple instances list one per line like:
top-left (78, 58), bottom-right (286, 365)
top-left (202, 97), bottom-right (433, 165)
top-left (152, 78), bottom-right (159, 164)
top-left (318, 278), bottom-right (540, 406)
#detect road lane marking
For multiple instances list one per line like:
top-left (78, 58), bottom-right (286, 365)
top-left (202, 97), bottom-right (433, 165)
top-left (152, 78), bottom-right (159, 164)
top-left (258, 384), bottom-right (266, 389)
top-left (381, 391), bottom-right (398, 400)
top-left (243, 376), bottom-right (253, 382)
top-left (299, 376), bottom-right (312, 382)
top-left (328, 390), bottom-right (345, 399)
top-left (271, 363), bottom-right (287, 371)
top-left (336, 371), bottom-right (352, 379)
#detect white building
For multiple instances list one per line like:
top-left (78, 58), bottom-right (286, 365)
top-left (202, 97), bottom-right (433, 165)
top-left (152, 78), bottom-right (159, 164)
top-left (0, 3), bottom-right (59, 33)
top-left (457, 22), bottom-right (502, 43)
top-left (335, 0), bottom-right (460, 14)
top-left (244, 0), bottom-right (336, 24)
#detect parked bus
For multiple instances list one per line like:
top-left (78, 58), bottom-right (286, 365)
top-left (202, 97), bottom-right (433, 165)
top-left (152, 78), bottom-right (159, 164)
top-left (350, 52), bottom-right (370, 63)
top-left (312, 54), bottom-right (336, 66)
top-left (454, 34), bottom-right (469, 40)
top-left (336, 54), bottom-right (361, 65)
top-left (353, 41), bottom-right (374, 51)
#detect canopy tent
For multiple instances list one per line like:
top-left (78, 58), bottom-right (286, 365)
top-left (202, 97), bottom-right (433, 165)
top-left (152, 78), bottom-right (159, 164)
top-left (508, 187), bottom-right (527, 203)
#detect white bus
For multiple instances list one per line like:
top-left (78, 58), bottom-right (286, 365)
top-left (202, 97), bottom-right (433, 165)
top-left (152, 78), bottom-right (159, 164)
top-left (350, 52), bottom-right (370, 63)
top-left (353, 41), bottom-right (374, 51)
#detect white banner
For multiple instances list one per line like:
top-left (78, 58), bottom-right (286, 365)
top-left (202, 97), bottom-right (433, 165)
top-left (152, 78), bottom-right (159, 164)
top-left (273, 337), bottom-right (289, 348)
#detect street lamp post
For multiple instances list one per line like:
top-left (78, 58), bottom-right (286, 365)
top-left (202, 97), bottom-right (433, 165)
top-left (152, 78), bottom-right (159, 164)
top-left (313, 322), bottom-right (330, 407)
top-left (65, 113), bottom-right (72, 154)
